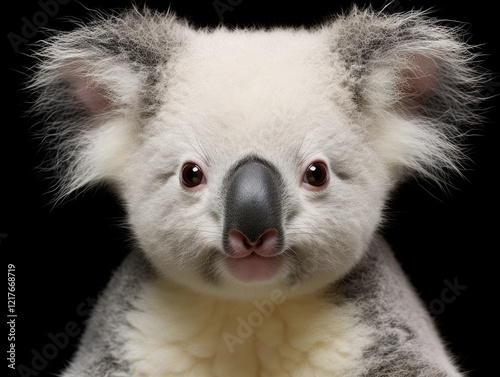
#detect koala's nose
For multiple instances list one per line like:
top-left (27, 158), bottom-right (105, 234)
top-left (223, 157), bottom-right (283, 256)
top-left (227, 228), bottom-right (278, 258)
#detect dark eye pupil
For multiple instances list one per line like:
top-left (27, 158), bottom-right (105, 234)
top-left (304, 162), bottom-right (328, 186)
top-left (181, 163), bottom-right (204, 187)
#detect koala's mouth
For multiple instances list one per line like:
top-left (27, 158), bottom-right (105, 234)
top-left (224, 254), bottom-right (283, 283)
top-left (223, 228), bottom-right (284, 282)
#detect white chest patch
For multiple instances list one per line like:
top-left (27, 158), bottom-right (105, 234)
top-left (124, 279), bottom-right (373, 377)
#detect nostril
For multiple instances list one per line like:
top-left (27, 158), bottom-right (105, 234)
top-left (228, 229), bottom-right (251, 258)
top-left (256, 229), bottom-right (278, 255)
top-left (243, 238), bottom-right (252, 250)
top-left (227, 228), bottom-right (279, 258)
top-left (256, 238), bottom-right (263, 248)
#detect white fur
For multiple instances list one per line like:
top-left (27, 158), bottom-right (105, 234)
top-left (124, 278), bottom-right (372, 377)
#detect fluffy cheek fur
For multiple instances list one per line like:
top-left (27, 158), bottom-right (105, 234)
top-left (284, 166), bottom-right (389, 296)
top-left (119, 134), bottom-right (225, 296)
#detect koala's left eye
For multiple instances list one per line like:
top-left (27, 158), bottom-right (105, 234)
top-left (303, 162), bottom-right (329, 187)
top-left (181, 163), bottom-right (205, 188)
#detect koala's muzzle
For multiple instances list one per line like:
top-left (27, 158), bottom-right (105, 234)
top-left (223, 158), bottom-right (284, 259)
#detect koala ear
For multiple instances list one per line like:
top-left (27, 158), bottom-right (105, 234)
top-left (330, 8), bottom-right (485, 182)
top-left (54, 59), bottom-right (143, 116)
top-left (60, 63), bottom-right (117, 115)
top-left (398, 54), bottom-right (438, 106)
top-left (29, 9), bottom-right (185, 200)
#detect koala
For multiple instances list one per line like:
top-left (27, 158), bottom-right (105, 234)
top-left (29, 5), bottom-right (484, 377)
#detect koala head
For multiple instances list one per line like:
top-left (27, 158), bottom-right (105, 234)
top-left (30, 8), bottom-right (482, 299)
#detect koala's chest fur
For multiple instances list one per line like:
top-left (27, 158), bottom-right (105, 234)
top-left (123, 279), bottom-right (371, 377)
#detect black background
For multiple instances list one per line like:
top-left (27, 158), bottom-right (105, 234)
top-left (3, 0), bottom-right (498, 376)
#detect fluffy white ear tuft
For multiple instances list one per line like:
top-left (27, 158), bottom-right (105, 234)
top-left (331, 8), bottom-right (486, 183)
top-left (28, 9), bottom-right (185, 201)
top-left (29, 54), bottom-right (144, 201)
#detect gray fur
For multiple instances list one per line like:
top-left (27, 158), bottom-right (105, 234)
top-left (61, 251), bottom-right (152, 377)
top-left (333, 239), bottom-right (460, 376)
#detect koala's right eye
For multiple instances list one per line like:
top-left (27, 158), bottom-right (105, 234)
top-left (180, 163), bottom-right (205, 188)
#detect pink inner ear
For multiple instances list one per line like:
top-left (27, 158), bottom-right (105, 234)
top-left (74, 82), bottom-right (111, 114)
top-left (63, 66), bottom-right (112, 114)
top-left (401, 54), bottom-right (438, 100)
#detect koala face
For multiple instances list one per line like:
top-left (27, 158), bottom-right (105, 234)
top-left (117, 32), bottom-right (392, 299)
top-left (31, 9), bottom-right (481, 300)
